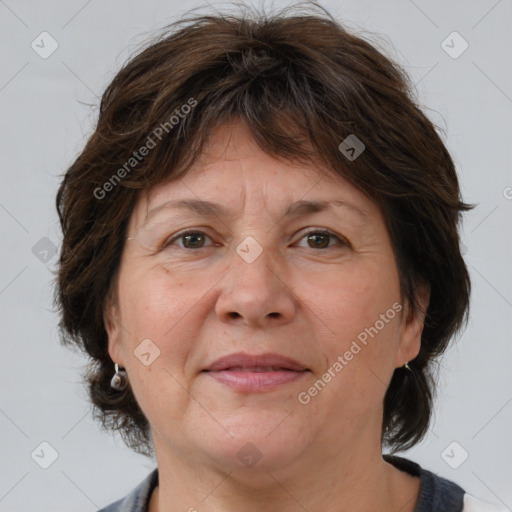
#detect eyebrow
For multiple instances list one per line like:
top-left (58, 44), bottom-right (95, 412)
top-left (145, 198), bottom-right (369, 223)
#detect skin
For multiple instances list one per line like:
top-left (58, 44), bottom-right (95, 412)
top-left (105, 120), bottom-right (429, 512)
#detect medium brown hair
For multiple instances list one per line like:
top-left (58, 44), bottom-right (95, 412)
top-left (54, 3), bottom-right (472, 457)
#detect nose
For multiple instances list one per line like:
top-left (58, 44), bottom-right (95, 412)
top-left (215, 245), bottom-right (296, 328)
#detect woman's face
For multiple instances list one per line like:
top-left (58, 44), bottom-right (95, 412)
top-left (105, 121), bottom-right (425, 475)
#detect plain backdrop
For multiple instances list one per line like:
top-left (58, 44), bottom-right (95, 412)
top-left (1, 0), bottom-right (511, 511)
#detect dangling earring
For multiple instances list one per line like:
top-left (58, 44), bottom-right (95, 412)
top-left (110, 363), bottom-right (128, 391)
top-left (404, 362), bottom-right (412, 372)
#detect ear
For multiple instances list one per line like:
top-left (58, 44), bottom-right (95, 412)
top-left (394, 281), bottom-right (431, 368)
top-left (103, 286), bottom-right (124, 366)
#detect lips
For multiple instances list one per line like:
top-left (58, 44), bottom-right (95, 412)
top-left (202, 352), bottom-right (310, 392)
top-left (203, 352), bottom-right (309, 372)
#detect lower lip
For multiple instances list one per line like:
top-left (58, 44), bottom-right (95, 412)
top-left (203, 370), bottom-right (308, 392)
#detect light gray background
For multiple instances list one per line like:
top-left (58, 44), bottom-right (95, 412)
top-left (1, 0), bottom-right (511, 511)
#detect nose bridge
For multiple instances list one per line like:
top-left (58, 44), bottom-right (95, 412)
top-left (232, 235), bottom-right (283, 299)
top-left (215, 235), bottom-right (295, 326)
top-left (234, 236), bottom-right (278, 286)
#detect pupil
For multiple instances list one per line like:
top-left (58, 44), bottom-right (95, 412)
top-left (309, 233), bottom-right (329, 248)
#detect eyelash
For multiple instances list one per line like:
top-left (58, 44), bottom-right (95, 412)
top-left (162, 229), bottom-right (349, 250)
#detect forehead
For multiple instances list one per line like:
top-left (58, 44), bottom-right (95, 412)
top-left (151, 121), bottom-right (329, 192)
top-left (132, 120), bottom-right (379, 226)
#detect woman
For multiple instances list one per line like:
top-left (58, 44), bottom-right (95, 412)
top-left (54, 4), bottom-right (505, 511)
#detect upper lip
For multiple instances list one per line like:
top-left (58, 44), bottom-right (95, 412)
top-left (203, 352), bottom-right (309, 372)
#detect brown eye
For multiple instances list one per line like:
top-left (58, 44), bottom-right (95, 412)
top-left (182, 232), bottom-right (206, 248)
top-left (297, 230), bottom-right (345, 250)
top-left (164, 231), bottom-right (213, 249)
top-left (307, 232), bottom-right (331, 248)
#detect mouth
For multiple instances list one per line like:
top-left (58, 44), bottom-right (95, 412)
top-left (202, 352), bottom-right (310, 392)
top-left (211, 366), bottom-right (304, 372)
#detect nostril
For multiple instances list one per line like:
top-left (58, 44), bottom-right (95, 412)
top-left (226, 311), bottom-right (279, 319)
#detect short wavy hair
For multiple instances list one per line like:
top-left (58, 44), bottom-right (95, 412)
top-left (54, 3), bottom-right (472, 457)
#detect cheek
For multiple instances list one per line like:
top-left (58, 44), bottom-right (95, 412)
top-left (117, 265), bottom-right (201, 367)
top-left (296, 261), bottom-right (402, 390)
top-left (128, 365), bottom-right (192, 436)
top-left (117, 268), bottom-right (202, 425)
top-left (122, 261), bottom-right (196, 326)
top-left (302, 262), bottom-right (400, 336)
top-left (300, 286), bottom-right (402, 430)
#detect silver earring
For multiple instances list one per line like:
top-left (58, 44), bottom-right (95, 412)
top-left (404, 362), bottom-right (412, 372)
top-left (110, 363), bottom-right (128, 391)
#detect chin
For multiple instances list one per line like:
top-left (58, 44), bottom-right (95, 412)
top-left (199, 417), bottom-right (308, 477)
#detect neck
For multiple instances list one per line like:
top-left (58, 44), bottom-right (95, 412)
top-left (148, 428), bottom-right (420, 512)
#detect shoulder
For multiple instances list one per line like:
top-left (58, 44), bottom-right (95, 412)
top-left (97, 469), bottom-right (158, 512)
top-left (384, 455), bottom-right (506, 512)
